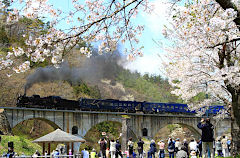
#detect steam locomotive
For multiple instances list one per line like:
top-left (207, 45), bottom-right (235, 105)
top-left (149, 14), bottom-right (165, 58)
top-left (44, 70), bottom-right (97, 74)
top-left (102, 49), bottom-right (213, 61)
top-left (16, 95), bottom-right (224, 115)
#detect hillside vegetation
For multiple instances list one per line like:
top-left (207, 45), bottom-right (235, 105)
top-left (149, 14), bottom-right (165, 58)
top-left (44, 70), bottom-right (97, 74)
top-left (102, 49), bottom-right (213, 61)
top-left (116, 69), bottom-right (182, 102)
top-left (0, 135), bottom-right (42, 155)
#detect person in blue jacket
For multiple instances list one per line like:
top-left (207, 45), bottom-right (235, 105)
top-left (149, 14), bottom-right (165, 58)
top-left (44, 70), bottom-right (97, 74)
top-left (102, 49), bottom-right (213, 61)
top-left (197, 118), bottom-right (214, 158)
top-left (168, 138), bottom-right (175, 158)
top-left (148, 140), bottom-right (156, 158)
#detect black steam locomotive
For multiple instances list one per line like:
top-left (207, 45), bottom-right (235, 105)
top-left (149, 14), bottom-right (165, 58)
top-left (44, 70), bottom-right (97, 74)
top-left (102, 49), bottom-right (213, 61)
top-left (16, 95), bottom-right (225, 115)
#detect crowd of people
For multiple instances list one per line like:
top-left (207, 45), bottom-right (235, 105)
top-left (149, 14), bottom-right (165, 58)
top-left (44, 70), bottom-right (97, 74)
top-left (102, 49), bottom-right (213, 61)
top-left (80, 136), bottom-right (231, 158)
top-left (80, 118), bottom-right (231, 158)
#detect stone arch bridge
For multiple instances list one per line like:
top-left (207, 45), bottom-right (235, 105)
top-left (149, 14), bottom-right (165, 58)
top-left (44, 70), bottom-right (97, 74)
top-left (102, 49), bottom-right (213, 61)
top-left (0, 107), bottom-right (230, 151)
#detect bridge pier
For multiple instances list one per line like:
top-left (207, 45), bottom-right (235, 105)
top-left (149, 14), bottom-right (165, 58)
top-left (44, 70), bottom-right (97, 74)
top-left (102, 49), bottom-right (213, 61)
top-left (121, 117), bottom-right (128, 153)
top-left (0, 109), bottom-right (12, 135)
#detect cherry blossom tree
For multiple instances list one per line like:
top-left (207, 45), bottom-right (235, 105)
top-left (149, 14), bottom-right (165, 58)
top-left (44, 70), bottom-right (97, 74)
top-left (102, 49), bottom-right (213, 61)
top-left (163, 0), bottom-right (240, 155)
top-left (0, 0), bottom-right (150, 73)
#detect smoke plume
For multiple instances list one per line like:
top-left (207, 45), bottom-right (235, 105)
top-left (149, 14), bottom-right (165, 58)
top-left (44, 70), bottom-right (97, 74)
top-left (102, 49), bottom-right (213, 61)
top-left (24, 50), bottom-right (126, 94)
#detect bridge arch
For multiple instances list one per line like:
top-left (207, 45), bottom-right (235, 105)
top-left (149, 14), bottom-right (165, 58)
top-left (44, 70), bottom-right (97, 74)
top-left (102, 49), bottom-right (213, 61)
top-left (132, 115), bottom-right (201, 138)
top-left (150, 117), bottom-right (201, 139)
top-left (79, 121), bottom-right (123, 151)
top-left (12, 117), bottom-right (61, 129)
top-left (12, 117), bottom-right (60, 141)
top-left (153, 123), bottom-right (201, 142)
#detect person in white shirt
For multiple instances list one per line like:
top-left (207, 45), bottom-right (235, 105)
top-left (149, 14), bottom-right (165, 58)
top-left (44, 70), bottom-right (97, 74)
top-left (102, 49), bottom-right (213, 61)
top-left (175, 138), bottom-right (181, 153)
top-left (221, 136), bottom-right (229, 157)
top-left (189, 139), bottom-right (198, 152)
top-left (110, 139), bottom-right (116, 158)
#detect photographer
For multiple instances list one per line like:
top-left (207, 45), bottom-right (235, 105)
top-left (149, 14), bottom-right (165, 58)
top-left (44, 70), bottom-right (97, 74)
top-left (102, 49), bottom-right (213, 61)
top-left (197, 118), bottom-right (214, 158)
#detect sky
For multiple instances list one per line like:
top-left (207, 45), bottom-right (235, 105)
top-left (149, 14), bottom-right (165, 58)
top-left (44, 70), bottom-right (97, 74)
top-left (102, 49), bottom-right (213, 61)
top-left (13, 0), bottom-right (172, 76)
top-left (123, 0), bottom-right (171, 75)
top-left (45, 0), bottom-right (172, 76)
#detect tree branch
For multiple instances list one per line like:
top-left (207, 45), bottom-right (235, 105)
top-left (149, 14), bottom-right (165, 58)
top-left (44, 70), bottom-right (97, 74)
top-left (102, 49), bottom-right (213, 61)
top-left (54, 0), bottom-right (139, 43)
top-left (207, 37), bottom-right (240, 48)
top-left (216, 0), bottom-right (240, 29)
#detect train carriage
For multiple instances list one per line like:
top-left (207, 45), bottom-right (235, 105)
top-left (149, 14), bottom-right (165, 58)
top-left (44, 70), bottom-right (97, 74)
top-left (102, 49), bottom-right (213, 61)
top-left (17, 95), bottom-right (225, 115)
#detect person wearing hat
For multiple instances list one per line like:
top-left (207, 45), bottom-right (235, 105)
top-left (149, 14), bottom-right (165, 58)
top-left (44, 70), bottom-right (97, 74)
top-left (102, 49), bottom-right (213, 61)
top-left (90, 149), bottom-right (96, 158)
top-left (175, 138), bottom-right (181, 153)
top-left (158, 140), bottom-right (165, 158)
top-left (148, 140), bottom-right (156, 158)
top-left (168, 138), bottom-right (175, 158)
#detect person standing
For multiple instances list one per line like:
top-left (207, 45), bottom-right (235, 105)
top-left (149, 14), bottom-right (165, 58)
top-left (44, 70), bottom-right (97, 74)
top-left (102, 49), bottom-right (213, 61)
top-left (55, 150), bottom-right (60, 158)
top-left (90, 149), bottom-right (97, 158)
top-left (197, 118), bottom-right (214, 158)
top-left (158, 140), bottom-right (165, 158)
top-left (221, 136), bottom-right (229, 157)
top-left (110, 139), bottom-right (116, 158)
top-left (227, 139), bottom-right (231, 154)
top-left (35, 150), bottom-right (41, 156)
top-left (168, 138), bottom-right (175, 158)
top-left (215, 139), bottom-right (222, 157)
top-left (115, 140), bottom-right (123, 158)
top-left (189, 139), bottom-right (198, 153)
top-left (148, 140), bottom-right (156, 158)
top-left (128, 138), bottom-right (134, 158)
top-left (81, 148), bottom-right (89, 158)
top-left (182, 139), bottom-right (189, 157)
top-left (197, 139), bottom-right (202, 158)
top-left (137, 138), bottom-right (144, 158)
top-left (175, 138), bottom-right (181, 153)
top-left (68, 149), bottom-right (73, 158)
top-left (106, 148), bottom-right (110, 158)
top-left (99, 138), bottom-right (107, 158)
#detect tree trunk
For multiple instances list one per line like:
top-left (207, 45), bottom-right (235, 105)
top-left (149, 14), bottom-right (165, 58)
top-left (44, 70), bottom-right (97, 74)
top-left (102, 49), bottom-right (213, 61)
top-left (231, 92), bottom-right (240, 157)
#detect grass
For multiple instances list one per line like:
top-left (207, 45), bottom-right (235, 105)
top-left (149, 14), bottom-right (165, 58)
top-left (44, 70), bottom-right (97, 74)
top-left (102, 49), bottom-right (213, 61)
top-left (0, 135), bottom-right (42, 156)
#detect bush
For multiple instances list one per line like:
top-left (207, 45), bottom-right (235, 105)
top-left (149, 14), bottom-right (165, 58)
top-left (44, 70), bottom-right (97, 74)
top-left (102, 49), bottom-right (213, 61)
top-left (73, 83), bottom-right (101, 99)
